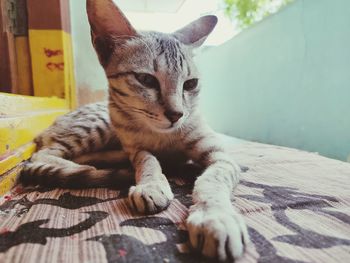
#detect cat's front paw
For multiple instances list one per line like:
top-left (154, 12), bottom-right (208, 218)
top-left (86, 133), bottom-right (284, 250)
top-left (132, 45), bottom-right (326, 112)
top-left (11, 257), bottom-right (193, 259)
top-left (128, 180), bottom-right (174, 214)
top-left (187, 204), bottom-right (249, 262)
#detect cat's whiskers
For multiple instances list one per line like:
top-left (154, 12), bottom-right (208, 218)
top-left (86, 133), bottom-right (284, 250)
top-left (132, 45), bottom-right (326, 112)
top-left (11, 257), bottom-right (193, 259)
top-left (130, 108), bottom-right (161, 121)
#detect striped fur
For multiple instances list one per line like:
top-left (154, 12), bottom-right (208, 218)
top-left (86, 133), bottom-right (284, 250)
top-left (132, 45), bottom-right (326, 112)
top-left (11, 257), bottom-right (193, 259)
top-left (20, 0), bottom-right (248, 261)
top-left (20, 102), bottom-right (133, 188)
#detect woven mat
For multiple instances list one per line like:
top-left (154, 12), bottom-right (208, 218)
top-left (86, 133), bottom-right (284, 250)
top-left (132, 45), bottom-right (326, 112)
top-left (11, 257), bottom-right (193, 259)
top-left (1, 138), bottom-right (350, 263)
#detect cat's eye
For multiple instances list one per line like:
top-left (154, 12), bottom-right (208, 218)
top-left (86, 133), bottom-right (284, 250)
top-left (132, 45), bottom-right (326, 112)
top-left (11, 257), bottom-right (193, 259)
top-left (134, 73), bottom-right (160, 90)
top-left (183, 78), bottom-right (198, 91)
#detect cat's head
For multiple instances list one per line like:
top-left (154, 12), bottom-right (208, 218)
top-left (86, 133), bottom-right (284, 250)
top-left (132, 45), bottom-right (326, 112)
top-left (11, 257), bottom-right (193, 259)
top-left (86, 0), bottom-right (217, 133)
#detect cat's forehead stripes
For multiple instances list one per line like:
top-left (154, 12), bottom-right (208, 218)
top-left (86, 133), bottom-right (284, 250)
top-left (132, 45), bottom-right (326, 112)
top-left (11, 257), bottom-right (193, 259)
top-left (153, 59), bottom-right (158, 72)
top-left (153, 35), bottom-right (187, 73)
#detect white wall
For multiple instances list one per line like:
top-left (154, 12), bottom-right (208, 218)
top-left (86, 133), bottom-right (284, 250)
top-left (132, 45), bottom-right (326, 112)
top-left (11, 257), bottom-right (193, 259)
top-left (70, 0), bottom-right (108, 101)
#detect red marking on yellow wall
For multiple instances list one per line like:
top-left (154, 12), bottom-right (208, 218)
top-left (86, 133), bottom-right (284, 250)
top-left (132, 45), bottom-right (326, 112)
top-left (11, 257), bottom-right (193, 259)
top-left (44, 48), bottom-right (63, 57)
top-left (46, 62), bottom-right (64, 71)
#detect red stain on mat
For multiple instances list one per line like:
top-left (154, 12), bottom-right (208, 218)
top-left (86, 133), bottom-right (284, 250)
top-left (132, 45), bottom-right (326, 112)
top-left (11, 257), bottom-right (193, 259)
top-left (13, 186), bottom-right (24, 195)
top-left (118, 249), bottom-right (127, 257)
top-left (4, 195), bottom-right (12, 201)
top-left (0, 228), bottom-right (9, 234)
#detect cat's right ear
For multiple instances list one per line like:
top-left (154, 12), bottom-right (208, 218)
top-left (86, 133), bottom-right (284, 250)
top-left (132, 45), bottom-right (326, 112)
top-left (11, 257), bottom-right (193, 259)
top-left (173, 15), bottom-right (218, 48)
top-left (86, 0), bottom-right (137, 66)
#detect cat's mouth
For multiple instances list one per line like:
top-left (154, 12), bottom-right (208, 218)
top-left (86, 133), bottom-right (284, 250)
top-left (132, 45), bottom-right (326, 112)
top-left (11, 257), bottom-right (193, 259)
top-left (164, 123), bottom-right (180, 132)
top-left (133, 109), bottom-right (187, 133)
top-left (147, 117), bottom-right (185, 133)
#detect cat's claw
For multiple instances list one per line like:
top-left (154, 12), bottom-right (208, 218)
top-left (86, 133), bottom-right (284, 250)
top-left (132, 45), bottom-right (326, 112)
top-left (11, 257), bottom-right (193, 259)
top-left (186, 204), bottom-right (249, 261)
top-left (128, 181), bottom-right (174, 214)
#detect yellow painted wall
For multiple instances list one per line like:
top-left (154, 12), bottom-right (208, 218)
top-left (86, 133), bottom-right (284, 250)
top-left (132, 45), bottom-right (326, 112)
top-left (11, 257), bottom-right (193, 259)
top-left (0, 94), bottom-right (69, 194)
top-left (29, 30), bottom-right (76, 108)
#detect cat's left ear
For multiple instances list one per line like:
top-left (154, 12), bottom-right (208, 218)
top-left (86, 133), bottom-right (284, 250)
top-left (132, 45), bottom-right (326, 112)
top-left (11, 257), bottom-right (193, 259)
top-left (172, 15), bottom-right (218, 48)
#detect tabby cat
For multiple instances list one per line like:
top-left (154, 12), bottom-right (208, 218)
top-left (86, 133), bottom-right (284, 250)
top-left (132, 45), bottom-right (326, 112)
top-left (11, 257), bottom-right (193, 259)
top-left (20, 0), bottom-right (248, 260)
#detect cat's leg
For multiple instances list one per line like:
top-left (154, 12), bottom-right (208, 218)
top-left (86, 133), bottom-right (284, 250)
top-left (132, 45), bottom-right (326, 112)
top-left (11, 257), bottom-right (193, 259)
top-left (127, 150), bottom-right (174, 214)
top-left (73, 150), bottom-right (129, 165)
top-left (30, 147), bottom-right (94, 170)
top-left (21, 147), bottom-right (131, 188)
top-left (185, 132), bottom-right (249, 261)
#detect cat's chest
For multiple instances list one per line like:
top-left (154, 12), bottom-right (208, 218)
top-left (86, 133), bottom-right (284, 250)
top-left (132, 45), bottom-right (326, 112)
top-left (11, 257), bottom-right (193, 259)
top-left (116, 128), bottom-right (185, 154)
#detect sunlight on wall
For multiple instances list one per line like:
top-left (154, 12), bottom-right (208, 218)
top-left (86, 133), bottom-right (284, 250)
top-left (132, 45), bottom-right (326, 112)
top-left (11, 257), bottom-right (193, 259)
top-left (115, 0), bottom-right (236, 46)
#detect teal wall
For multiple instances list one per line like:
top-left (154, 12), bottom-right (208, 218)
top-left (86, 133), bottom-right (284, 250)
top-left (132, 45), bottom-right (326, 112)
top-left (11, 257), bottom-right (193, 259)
top-left (197, 0), bottom-right (350, 161)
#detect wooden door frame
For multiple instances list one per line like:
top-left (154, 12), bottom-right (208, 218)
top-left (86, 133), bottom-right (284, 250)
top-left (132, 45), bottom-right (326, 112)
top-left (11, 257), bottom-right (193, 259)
top-left (0, 0), bottom-right (76, 105)
top-left (0, 0), bottom-right (18, 93)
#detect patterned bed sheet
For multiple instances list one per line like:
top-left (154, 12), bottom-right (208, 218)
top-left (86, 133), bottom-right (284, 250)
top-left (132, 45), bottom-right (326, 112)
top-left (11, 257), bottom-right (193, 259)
top-left (1, 138), bottom-right (349, 262)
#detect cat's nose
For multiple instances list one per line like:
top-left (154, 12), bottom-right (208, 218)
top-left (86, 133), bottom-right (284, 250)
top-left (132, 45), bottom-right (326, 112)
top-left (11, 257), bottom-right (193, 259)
top-left (164, 110), bottom-right (183, 123)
